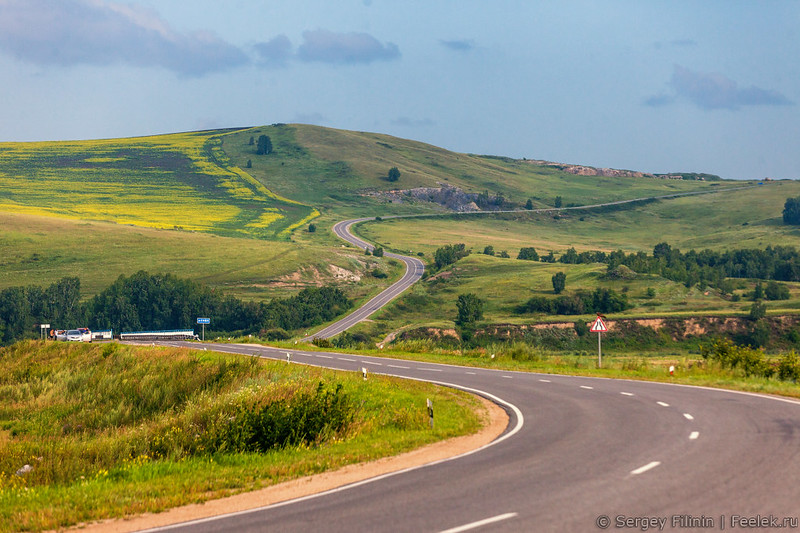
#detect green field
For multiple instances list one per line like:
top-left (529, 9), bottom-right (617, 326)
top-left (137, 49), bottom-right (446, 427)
top-left (0, 211), bottom-right (400, 302)
top-left (0, 130), bottom-right (318, 239)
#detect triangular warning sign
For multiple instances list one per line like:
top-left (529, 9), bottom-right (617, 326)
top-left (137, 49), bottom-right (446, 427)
top-left (590, 316), bottom-right (608, 332)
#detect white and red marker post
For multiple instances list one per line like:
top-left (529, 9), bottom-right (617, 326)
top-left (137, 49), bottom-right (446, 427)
top-left (589, 315), bottom-right (608, 368)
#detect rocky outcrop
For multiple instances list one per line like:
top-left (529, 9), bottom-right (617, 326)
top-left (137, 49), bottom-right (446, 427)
top-left (366, 184), bottom-right (506, 212)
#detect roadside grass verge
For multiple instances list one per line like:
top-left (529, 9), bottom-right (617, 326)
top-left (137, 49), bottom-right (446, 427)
top-left (257, 339), bottom-right (800, 400)
top-left (0, 341), bottom-right (481, 532)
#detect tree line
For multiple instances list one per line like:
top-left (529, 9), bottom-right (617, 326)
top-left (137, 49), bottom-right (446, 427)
top-left (507, 242), bottom-right (800, 291)
top-left (0, 271), bottom-right (351, 345)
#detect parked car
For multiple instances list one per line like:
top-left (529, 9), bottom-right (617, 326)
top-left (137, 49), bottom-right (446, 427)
top-left (63, 328), bottom-right (92, 342)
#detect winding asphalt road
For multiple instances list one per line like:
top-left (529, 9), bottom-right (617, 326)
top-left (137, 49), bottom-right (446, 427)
top-left (153, 183), bottom-right (796, 532)
top-left (151, 342), bottom-right (800, 533)
top-left (301, 218), bottom-right (424, 341)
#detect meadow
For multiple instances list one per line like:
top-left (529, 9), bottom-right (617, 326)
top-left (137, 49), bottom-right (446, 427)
top-left (0, 341), bottom-right (481, 532)
top-left (0, 130), bottom-right (317, 240)
top-left (0, 212), bottom-right (400, 302)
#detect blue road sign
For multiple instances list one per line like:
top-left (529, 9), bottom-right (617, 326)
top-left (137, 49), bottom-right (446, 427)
top-left (197, 318), bottom-right (210, 324)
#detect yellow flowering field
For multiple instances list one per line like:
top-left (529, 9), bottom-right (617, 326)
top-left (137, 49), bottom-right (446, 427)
top-left (0, 129), bottom-right (317, 238)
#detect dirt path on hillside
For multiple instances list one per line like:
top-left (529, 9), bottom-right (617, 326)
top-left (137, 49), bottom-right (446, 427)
top-left (74, 395), bottom-right (508, 533)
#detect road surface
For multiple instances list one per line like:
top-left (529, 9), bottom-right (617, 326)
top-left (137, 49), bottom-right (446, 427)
top-left (148, 342), bottom-right (800, 533)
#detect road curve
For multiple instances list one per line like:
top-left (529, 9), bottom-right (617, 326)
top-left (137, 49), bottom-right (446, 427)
top-left (304, 183), bottom-right (758, 341)
top-left (302, 218), bottom-right (424, 341)
top-left (150, 342), bottom-right (800, 533)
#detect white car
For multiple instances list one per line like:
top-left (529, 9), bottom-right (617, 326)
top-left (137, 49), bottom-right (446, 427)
top-left (65, 329), bottom-right (92, 342)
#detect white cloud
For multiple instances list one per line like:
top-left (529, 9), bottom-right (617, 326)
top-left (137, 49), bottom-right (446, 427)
top-left (297, 29), bottom-right (400, 64)
top-left (0, 0), bottom-right (248, 76)
top-left (646, 65), bottom-right (792, 110)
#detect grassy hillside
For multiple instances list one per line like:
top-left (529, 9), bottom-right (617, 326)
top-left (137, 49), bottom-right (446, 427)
top-left (357, 181), bottom-right (800, 255)
top-left (0, 129), bottom-right (317, 239)
top-left (221, 124), bottom-right (727, 220)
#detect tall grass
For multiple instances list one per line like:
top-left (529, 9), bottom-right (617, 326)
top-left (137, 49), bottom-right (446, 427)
top-left (0, 341), bottom-right (481, 531)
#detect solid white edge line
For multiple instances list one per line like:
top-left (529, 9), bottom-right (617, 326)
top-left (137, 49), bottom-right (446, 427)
top-left (139, 375), bottom-right (525, 533)
top-left (684, 413), bottom-right (694, 420)
top-left (689, 431), bottom-right (700, 440)
top-left (631, 461), bottom-right (661, 475)
top-left (438, 512), bottom-right (519, 533)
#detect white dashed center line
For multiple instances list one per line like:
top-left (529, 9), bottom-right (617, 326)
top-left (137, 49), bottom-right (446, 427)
top-left (316, 355), bottom-right (333, 359)
top-left (362, 361), bottom-right (382, 366)
top-left (388, 364), bottom-right (410, 369)
top-left (689, 431), bottom-right (700, 440)
top-left (631, 461), bottom-right (661, 475)
top-left (683, 413), bottom-right (694, 420)
top-left (539, 379), bottom-right (551, 383)
top-left (620, 392), bottom-right (634, 396)
top-left (338, 357), bottom-right (356, 362)
top-left (657, 401), bottom-right (670, 407)
top-left (418, 368), bottom-right (442, 372)
top-left (580, 385), bottom-right (594, 390)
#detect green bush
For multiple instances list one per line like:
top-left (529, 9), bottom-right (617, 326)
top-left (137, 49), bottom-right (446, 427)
top-left (778, 350), bottom-right (800, 382)
top-left (312, 337), bottom-right (332, 348)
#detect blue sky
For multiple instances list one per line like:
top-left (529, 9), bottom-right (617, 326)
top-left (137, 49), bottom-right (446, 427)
top-left (0, 0), bottom-right (797, 179)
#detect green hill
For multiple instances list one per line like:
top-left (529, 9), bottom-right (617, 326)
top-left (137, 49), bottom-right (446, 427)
top-left (1, 124), bottom-right (799, 341)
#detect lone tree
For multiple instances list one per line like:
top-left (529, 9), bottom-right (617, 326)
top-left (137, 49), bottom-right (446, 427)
top-left (483, 245), bottom-right (495, 256)
top-left (256, 135), bottom-right (273, 155)
top-left (517, 247), bottom-right (539, 261)
top-left (525, 198), bottom-right (533, 210)
top-left (387, 167), bottom-right (401, 182)
top-left (308, 223), bottom-right (316, 233)
top-left (784, 197), bottom-right (800, 225)
top-left (372, 247), bottom-right (384, 257)
top-left (456, 293), bottom-right (484, 326)
top-left (248, 136), bottom-right (255, 146)
top-left (554, 196), bottom-right (563, 208)
top-left (552, 271), bottom-right (566, 294)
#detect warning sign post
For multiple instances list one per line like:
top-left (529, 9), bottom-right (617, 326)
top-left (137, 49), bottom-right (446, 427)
top-left (589, 316), bottom-right (608, 368)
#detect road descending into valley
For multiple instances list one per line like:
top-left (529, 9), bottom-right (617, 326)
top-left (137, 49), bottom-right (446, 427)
top-left (149, 342), bottom-right (800, 533)
top-left (148, 183), bottom-right (795, 532)
top-left (304, 183), bottom-right (758, 341)
top-left (301, 218), bottom-right (424, 341)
